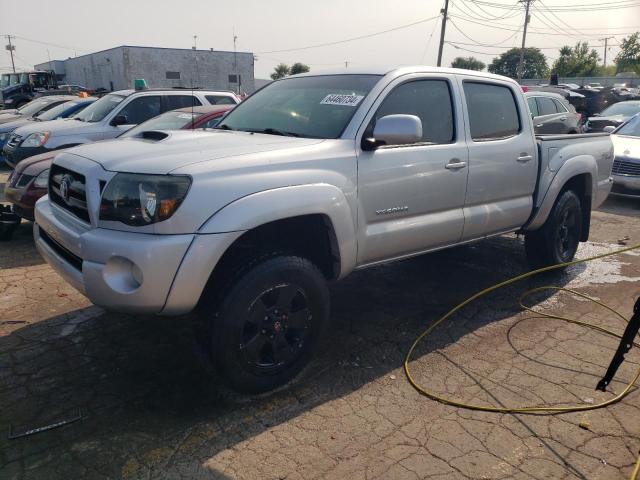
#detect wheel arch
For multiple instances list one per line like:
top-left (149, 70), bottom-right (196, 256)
top-left (524, 156), bottom-right (595, 237)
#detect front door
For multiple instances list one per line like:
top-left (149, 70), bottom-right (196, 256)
top-left (356, 75), bottom-right (469, 265)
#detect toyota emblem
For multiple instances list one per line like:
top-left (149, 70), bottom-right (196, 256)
top-left (59, 175), bottom-right (72, 203)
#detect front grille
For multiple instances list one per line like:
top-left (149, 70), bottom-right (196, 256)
top-left (39, 228), bottom-right (83, 271)
top-left (612, 158), bottom-right (640, 176)
top-left (6, 134), bottom-right (22, 148)
top-left (49, 164), bottom-right (90, 222)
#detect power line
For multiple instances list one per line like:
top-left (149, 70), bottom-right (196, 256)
top-left (449, 17), bottom-right (522, 47)
top-left (256, 14), bottom-right (441, 54)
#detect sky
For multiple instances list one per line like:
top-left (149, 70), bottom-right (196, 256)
top-left (1, 0), bottom-right (639, 79)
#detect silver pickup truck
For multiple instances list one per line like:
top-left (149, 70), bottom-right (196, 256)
top-left (34, 67), bottom-right (614, 392)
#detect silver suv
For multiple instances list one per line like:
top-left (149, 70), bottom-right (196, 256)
top-left (3, 88), bottom-right (239, 166)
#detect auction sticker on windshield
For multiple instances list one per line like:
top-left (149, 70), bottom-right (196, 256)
top-left (320, 94), bottom-right (364, 107)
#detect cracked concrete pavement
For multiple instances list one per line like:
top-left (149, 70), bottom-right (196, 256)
top-left (1, 165), bottom-right (639, 479)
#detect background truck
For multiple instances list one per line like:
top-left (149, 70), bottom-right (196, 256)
top-left (33, 67), bottom-right (614, 393)
top-left (0, 71), bottom-right (57, 109)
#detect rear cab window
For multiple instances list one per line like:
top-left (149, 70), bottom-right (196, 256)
top-left (463, 81), bottom-right (521, 141)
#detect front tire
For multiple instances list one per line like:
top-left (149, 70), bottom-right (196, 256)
top-left (208, 255), bottom-right (330, 393)
top-left (525, 190), bottom-right (582, 269)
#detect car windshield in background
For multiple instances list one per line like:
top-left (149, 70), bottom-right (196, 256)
top-left (217, 74), bottom-right (382, 139)
top-left (35, 101), bottom-right (76, 121)
top-left (600, 103), bottom-right (640, 116)
top-left (16, 99), bottom-right (55, 116)
top-left (121, 111), bottom-right (202, 138)
top-left (616, 114), bottom-right (640, 137)
top-left (74, 93), bottom-right (125, 122)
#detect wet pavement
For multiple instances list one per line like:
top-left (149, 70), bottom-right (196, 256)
top-left (0, 188), bottom-right (639, 479)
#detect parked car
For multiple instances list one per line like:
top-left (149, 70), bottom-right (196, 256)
top-left (2, 88), bottom-right (240, 167)
top-left (525, 91), bottom-right (582, 134)
top-left (4, 104), bottom-right (234, 223)
top-left (4, 151), bottom-right (53, 222)
top-left (34, 67), bottom-right (613, 393)
top-left (0, 95), bottom-right (75, 126)
top-left (606, 114), bottom-right (640, 198)
top-left (0, 97), bottom-right (95, 165)
top-left (0, 71), bottom-right (58, 109)
top-left (584, 100), bottom-right (640, 132)
top-left (558, 83), bottom-right (581, 90)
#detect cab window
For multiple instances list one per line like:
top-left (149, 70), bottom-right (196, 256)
top-left (372, 79), bottom-right (455, 144)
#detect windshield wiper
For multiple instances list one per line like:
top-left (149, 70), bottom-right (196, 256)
top-left (247, 128), bottom-right (300, 137)
top-left (215, 124), bottom-right (234, 131)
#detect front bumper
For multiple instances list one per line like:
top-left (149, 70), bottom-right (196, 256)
top-left (4, 183), bottom-right (45, 221)
top-left (34, 197), bottom-right (242, 315)
top-left (611, 174), bottom-right (640, 198)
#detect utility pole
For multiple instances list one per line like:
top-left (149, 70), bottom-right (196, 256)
top-left (600, 37), bottom-right (614, 67)
top-left (517, 0), bottom-right (534, 81)
top-left (436, 0), bottom-right (450, 67)
top-left (5, 35), bottom-right (16, 73)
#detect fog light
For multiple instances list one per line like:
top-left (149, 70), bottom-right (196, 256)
top-left (103, 256), bottom-right (143, 294)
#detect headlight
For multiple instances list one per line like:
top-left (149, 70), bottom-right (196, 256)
top-left (99, 173), bottom-right (191, 226)
top-left (21, 132), bottom-right (50, 148)
top-left (4, 99), bottom-right (14, 105)
top-left (0, 132), bottom-right (9, 142)
top-left (33, 168), bottom-right (49, 188)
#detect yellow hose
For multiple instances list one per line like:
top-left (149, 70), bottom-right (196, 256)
top-left (403, 242), bottom-right (640, 479)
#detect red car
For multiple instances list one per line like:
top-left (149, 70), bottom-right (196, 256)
top-left (4, 104), bottom-right (233, 224)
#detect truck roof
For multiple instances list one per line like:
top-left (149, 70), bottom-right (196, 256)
top-left (291, 65), bottom-right (517, 84)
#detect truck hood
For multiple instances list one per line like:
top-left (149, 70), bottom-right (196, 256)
top-left (13, 117), bottom-right (92, 138)
top-left (65, 130), bottom-right (325, 174)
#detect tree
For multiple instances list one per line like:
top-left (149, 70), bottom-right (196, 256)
top-left (488, 47), bottom-right (548, 79)
top-left (551, 42), bottom-right (600, 77)
top-left (451, 56), bottom-right (485, 71)
top-left (290, 63), bottom-right (310, 75)
top-left (270, 63), bottom-right (290, 80)
top-left (615, 32), bottom-right (640, 75)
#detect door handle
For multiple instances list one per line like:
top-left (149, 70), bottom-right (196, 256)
top-left (559, 116), bottom-right (567, 121)
top-left (445, 159), bottom-right (467, 170)
top-left (536, 124), bottom-right (544, 128)
top-left (517, 155), bottom-right (533, 163)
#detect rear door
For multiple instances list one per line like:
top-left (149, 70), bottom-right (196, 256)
top-left (356, 74), bottom-right (469, 265)
top-left (459, 78), bottom-right (537, 240)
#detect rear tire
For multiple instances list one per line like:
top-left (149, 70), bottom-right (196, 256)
top-left (207, 255), bottom-right (330, 393)
top-left (525, 190), bottom-right (582, 269)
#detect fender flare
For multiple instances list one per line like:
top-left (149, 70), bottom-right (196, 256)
top-left (524, 155), bottom-right (595, 231)
top-left (199, 183), bottom-right (358, 278)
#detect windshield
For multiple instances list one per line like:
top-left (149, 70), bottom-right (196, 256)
top-left (0, 74), bottom-right (9, 88)
top-left (1, 73), bottom-right (21, 88)
top-left (36, 101), bottom-right (80, 121)
top-left (601, 103), bottom-right (640, 117)
top-left (217, 74), bottom-right (381, 139)
top-left (121, 110), bottom-right (202, 138)
top-left (16, 99), bottom-right (56, 116)
top-left (616, 114), bottom-right (640, 137)
top-left (74, 93), bottom-right (125, 122)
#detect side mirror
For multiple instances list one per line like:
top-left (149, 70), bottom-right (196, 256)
top-left (362, 114), bottom-right (423, 151)
top-left (110, 114), bottom-right (128, 126)
top-left (603, 125), bottom-right (616, 133)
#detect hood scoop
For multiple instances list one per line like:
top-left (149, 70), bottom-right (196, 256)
top-left (139, 130), bottom-right (170, 141)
